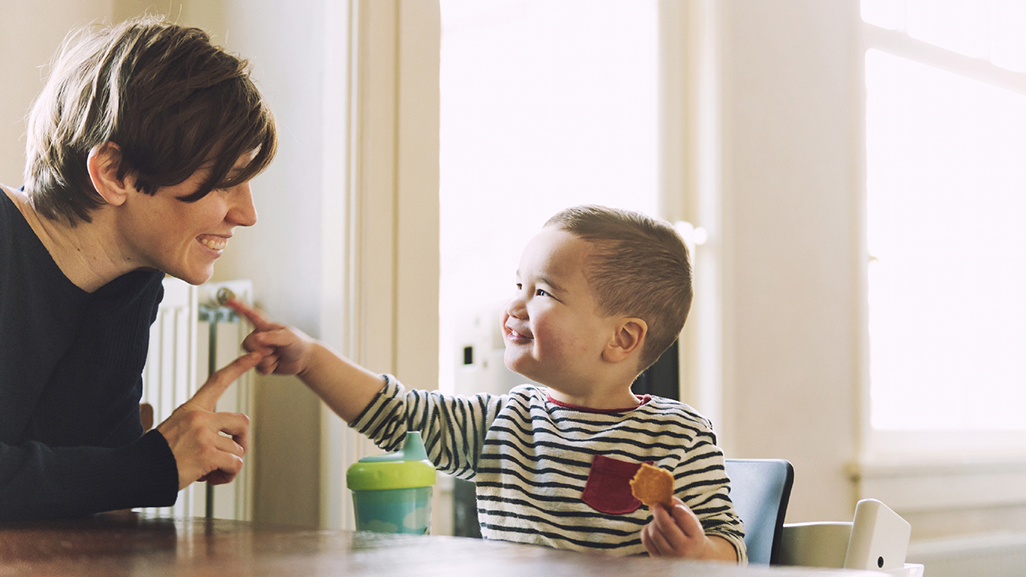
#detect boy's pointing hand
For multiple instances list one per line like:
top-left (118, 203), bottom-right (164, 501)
top-left (227, 298), bottom-right (315, 377)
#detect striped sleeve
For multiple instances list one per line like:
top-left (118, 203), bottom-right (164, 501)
top-left (656, 402), bottom-right (747, 564)
top-left (349, 375), bottom-right (504, 479)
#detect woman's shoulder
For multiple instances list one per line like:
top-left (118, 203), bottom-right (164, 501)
top-left (0, 185), bottom-right (47, 268)
top-left (1, 185), bottom-right (24, 226)
top-left (1, 185), bottom-right (34, 220)
top-left (1, 184), bottom-right (21, 201)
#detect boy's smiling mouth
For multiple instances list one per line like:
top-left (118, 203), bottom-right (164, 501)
top-left (504, 325), bottom-right (534, 342)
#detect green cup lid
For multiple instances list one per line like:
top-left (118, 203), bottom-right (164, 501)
top-left (346, 431), bottom-right (436, 491)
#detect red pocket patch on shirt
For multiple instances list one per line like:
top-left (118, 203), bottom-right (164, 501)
top-left (581, 455), bottom-right (644, 515)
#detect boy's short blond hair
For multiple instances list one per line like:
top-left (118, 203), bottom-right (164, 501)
top-left (545, 205), bottom-right (693, 372)
top-left (25, 16), bottom-right (277, 225)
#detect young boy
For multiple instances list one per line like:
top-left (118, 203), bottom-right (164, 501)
top-left (231, 205), bottom-right (746, 562)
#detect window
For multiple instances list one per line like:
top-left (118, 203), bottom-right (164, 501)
top-left (437, 0), bottom-right (660, 393)
top-left (862, 0), bottom-right (1026, 454)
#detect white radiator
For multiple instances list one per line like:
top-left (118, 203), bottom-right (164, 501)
top-left (139, 277), bottom-right (255, 520)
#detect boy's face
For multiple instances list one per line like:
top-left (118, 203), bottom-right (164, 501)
top-left (502, 227), bottom-right (619, 391)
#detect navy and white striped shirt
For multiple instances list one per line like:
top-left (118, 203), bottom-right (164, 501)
top-left (352, 376), bottom-right (746, 561)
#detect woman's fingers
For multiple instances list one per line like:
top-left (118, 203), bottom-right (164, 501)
top-left (203, 451), bottom-right (245, 486)
top-left (213, 411), bottom-right (250, 455)
top-left (190, 351), bottom-right (264, 411)
top-left (156, 353), bottom-right (258, 490)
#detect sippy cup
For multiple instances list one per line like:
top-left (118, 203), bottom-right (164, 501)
top-left (346, 431), bottom-right (436, 534)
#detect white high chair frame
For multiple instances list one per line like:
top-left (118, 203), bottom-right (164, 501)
top-left (778, 499), bottom-right (925, 576)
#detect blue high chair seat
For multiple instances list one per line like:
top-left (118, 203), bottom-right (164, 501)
top-left (723, 458), bottom-right (795, 565)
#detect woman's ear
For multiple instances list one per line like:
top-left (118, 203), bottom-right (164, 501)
top-left (603, 318), bottom-right (648, 364)
top-left (87, 142), bottom-right (131, 207)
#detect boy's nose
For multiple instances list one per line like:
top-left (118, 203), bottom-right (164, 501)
top-left (505, 296), bottom-right (526, 320)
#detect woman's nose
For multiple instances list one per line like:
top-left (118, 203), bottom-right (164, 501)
top-left (227, 182), bottom-right (258, 227)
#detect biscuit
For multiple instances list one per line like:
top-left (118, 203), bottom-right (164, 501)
top-left (630, 463), bottom-right (674, 508)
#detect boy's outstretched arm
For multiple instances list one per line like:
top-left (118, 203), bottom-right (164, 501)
top-left (641, 498), bottom-right (740, 562)
top-left (227, 299), bottom-right (386, 423)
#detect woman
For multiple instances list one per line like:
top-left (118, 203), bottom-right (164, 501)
top-left (0, 16), bottom-right (277, 521)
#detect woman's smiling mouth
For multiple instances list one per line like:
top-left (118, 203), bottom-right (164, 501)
top-left (198, 236), bottom-right (227, 251)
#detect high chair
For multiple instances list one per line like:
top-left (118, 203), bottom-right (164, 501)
top-left (723, 458), bottom-right (794, 565)
top-left (778, 498), bottom-right (926, 576)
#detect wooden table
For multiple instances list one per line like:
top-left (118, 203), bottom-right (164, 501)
top-left (0, 512), bottom-right (884, 577)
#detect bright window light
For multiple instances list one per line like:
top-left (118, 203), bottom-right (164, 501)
top-left (438, 0), bottom-right (659, 392)
top-left (988, 0), bottom-right (1026, 73)
top-left (865, 49), bottom-right (1026, 431)
top-left (906, 0), bottom-right (989, 59)
top-left (863, 0), bottom-right (1026, 73)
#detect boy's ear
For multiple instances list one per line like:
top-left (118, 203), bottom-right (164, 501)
top-left (603, 318), bottom-right (648, 364)
top-left (87, 142), bottom-right (132, 207)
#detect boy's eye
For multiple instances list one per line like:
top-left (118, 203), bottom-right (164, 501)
top-left (535, 289), bottom-right (551, 297)
top-left (516, 283), bottom-right (523, 291)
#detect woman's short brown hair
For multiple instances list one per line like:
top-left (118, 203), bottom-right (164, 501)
top-left (25, 16), bottom-right (277, 225)
top-left (545, 205), bottom-right (693, 372)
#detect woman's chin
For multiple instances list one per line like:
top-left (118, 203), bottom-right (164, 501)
top-left (169, 266), bottom-right (214, 286)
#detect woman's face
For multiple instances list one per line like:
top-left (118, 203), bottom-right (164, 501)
top-left (115, 154), bottom-right (258, 285)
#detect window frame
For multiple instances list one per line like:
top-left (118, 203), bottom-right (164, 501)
top-left (857, 12), bottom-right (1026, 510)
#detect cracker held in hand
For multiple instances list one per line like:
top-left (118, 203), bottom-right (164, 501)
top-left (630, 463), bottom-right (674, 508)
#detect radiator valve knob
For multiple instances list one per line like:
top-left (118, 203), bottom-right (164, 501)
top-left (215, 287), bottom-right (236, 307)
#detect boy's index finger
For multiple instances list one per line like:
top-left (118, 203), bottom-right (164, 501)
top-left (226, 298), bottom-right (275, 331)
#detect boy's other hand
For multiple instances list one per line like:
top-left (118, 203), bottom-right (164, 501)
top-left (227, 298), bottom-right (314, 377)
top-left (642, 498), bottom-right (710, 559)
top-left (642, 497), bottom-right (737, 562)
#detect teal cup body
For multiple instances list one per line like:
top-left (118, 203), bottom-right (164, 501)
top-left (351, 486), bottom-right (433, 534)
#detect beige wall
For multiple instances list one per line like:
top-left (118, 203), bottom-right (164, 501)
top-left (198, 0), bottom-right (442, 530)
top-left (0, 0), bottom-right (113, 184)
top-left (717, 0), bottom-right (862, 524)
top-left (187, 1), bottom-right (336, 528)
top-left (123, 0), bottom-right (334, 529)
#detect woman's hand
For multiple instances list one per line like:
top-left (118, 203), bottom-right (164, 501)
top-left (156, 351), bottom-right (264, 490)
